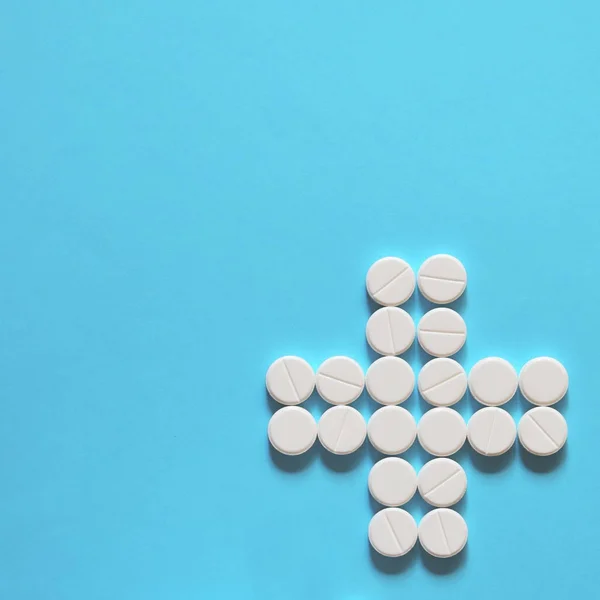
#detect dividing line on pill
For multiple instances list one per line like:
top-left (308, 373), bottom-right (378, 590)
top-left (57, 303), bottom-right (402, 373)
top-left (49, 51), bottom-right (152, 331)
top-left (318, 406), bottom-right (366, 454)
top-left (317, 372), bottom-right (362, 388)
top-left (423, 469), bottom-right (462, 499)
top-left (417, 458), bottom-right (467, 507)
top-left (417, 309), bottom-right (466, 358)
top-left (485, 412), bottom-right (497, 454)
top-left (266, 356), bottom-right (315, 405)
top-left (418, 359), bottom-right (467, 407)
top-left (282, 360), bottom-right (301, 403)
top-left (372, 266), bottom-right (410, 297)
top-left (384, 512), bottom-right (404, 553)
top-left (369, 508), bottom-right (418, 557)
top-left (527, 413), bottom-right (559, 448)
top-left (333, 409), bottom-right (350, 452)
top-left (366, 257), bottom-right (415, 307)
top-left (316, 356), bottom-right (364, 405)
top-left (518, 407), bottom-right (567, 456)
top-left (366, 307), bottom-right (415, 356)
top-left (437, 511), bottom-right (451, 555)
top-left (421, 372), bottom-right (464, 393)
top-left (417, 255), bottom-right (467, 305)
top-left (386, 310), bottom-right (397, 353)
top-left (419, 508), bottom-right (468, 558)
top-left (467, 407), bottom-right (516, 456)
top-left (419, 274), bottom-right (465, 284)
top-left (418, 329), bottom-right (465, 335)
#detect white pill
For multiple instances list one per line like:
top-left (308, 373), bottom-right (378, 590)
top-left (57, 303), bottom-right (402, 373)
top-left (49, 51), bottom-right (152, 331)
top-left (518, 406), bottom-right (568, 456)
top-left (519, 357), bottom-right (568, 406)
top-left (417, 308), bottom-right (466, 357)
top-left (418, 358), bottom-right (467, 407)
top-left (366, 257), bottom-right (416, 307)
top-left (316, 356), bottom-right (364, 405)
top-left (365, 356), bottom-right (414, 405)
top-left (366, 307), bottom-right (415, 356)
top-left (469, 357), bottom-right (518, 406)
top-left (268, 406), bottom-right (317, 455)
top-left (318, 405), bottom-right (367, 455)
top-left (418, 254), bottom-right (467, 305)
top-left (369, 457), bottom-right (418, 507)
top-left (368, 508), bottom-right (418, 557)
top-left (418, 459), bottom-right (467, 508)
top-left (418, 407), bottom-right (466, 457)
top-left (367, 406), bottom-right (417, 455)
top-left (419, 508), bottom-right (468, 558)
top-left (266, 356), bottom-right (315, 406)
top-left (467, 407), bottom-right (516, 456)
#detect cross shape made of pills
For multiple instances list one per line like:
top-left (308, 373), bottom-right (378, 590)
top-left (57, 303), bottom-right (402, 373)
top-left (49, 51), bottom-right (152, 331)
top-left (266, 254), bottom-right (568, 560)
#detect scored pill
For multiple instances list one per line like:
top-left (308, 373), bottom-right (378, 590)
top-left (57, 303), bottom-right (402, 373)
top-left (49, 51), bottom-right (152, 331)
top-left (419, 508), bottom-right (468, 558)
top-left (467, 407), bottom-right (516, 456)
top-left (316, 356), bottom-right (364, 405)
top-left (366, 257), bottom-right (415, 307)
top-left (418, 458), bottom-right (467, 507)
top-left (418, 254), bottom-right (467, 305)
top-left (418, 358), bottom-right (467, 407)
top-left (366, 307), bottom-right (415, 356)
top-left (318, 405), bottom-right (367, 455)
top-left (368, 508), bottom-right (418, 557)
top-left (518, 406), bottom-right (567, 456)
top-left (417, 308), bottom-right (466, 357)
top-left (266, 356), bottom-right (315, 406)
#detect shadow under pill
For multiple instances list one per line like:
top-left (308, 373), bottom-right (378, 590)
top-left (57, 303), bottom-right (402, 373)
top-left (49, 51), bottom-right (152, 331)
top-left (519, 441), bottom-right (567, 474)
top-left (466, 443), bottom-right (515, 474)
top-left (268, 440), bottom-right (317, 473)
top-left (419, 543), bottom-right (468, 575)
top-left (369, 543), bottom-right (417, 575)
top-left (319, 442), bottom-right (366, 472)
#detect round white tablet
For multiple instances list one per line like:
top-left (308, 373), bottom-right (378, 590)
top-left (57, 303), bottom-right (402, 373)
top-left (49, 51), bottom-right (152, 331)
top-left (417, 308), bottom-right (466, 357)
top-left (519, 357), bottom-right (568, 406)
top-left (316, 356), bottom-right (364, 405)
top-left (518, 406), bottom-right (568, 456)
top-left (266, 356), bottom-right (315, 405)
top-left (418, 407), bottom-right (466, 457)
top-left (469, 357), bottom-right (518, 406)
top-left (418, 254), bottom-right (467, 305)
top-left (367, 406), bottom-right (417, 455)
top-left (467, 407), bottom-right (516, 456)
top-left (318, 405), bottom-right (367, 455)
top-left (418, 459), bottom-right (467, 508)
top-left (366, 307), bottom-right (415, 356)
top-left (418, 358), bottom-right (467, 407)
top-left (369, 508), bottom-right (418, 557)
top-left (268, 407), bottom-right (318, 455)
top-left (366, 257), bottom-right (415, 307)
top-left (365, 356), bottom-right (414, 405)
top-left (419, 509), bottom-right (468, 558)
top-left (368, 458), bottom-right (418, 507)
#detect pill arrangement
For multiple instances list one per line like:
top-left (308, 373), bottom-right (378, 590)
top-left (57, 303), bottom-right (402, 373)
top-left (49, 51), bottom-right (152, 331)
top-left (266, 254), bottom-right (568, 560)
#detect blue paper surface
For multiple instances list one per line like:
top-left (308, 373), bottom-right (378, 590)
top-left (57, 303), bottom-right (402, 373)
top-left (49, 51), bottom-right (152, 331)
top-left (1, 1), bottom-right (598, 598)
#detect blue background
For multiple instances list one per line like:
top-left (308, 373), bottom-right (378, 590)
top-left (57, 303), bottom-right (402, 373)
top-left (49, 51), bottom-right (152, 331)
top-left (1, 1), bottom-right (598, 598)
